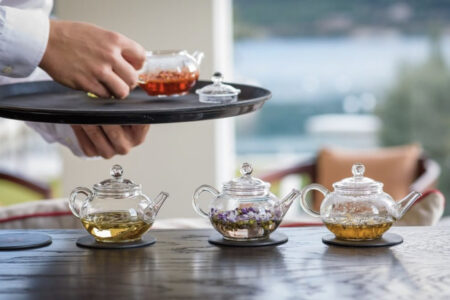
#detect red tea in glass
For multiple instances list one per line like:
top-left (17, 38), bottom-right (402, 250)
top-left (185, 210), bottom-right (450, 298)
top-left (139, 69), bottom-right (199, 96)
top-left (137, 50), bottom-right (203, 97)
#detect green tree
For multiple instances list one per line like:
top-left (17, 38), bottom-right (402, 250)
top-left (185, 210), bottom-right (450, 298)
top-left (377, 37), bottom-right (450, 215)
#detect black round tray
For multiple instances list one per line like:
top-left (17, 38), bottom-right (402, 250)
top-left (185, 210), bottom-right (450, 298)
top-left (0, 80), bottom-right (271, 124)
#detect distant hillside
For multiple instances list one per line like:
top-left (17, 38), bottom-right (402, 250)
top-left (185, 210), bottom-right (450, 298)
top-left (234, 0), bottom-right (450, 39)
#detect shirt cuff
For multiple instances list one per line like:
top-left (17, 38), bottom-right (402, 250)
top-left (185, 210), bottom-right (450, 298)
top-left (0, 6), bottom-right (50, 78)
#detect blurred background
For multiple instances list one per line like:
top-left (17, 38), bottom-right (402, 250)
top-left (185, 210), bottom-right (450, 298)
top-left (0, 0), bottom-right (449, 220)
top-left (233, 0), bottom-right (450, 216)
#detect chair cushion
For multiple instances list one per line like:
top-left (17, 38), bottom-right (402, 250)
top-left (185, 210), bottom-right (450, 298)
top-left (316, 144), bottom-right (422, 208)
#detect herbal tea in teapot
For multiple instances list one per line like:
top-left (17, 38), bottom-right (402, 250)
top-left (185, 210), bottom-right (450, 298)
top-left (210, 207), bottom-right (282, 240)
top-left (193, 163), bottom-right (300, 241)
top-left (81, 211), bottom-right (152, 243)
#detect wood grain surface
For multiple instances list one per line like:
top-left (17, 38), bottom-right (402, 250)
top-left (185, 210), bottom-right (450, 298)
top-left (0, 227), bottom-right (449, 300)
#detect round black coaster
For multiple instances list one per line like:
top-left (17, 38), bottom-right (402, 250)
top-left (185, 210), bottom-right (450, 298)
top-left (322, 233), bottom-right (403, 248)
top-left (0, 233), bottom-right (52, 250)
top-left (76, 235), bottom-right (156, 249)
top-left (208, 232), bottom-right (288, 247)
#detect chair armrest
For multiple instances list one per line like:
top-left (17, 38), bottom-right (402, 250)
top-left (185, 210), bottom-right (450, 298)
top-left (0, 169), bottom-right (52, 199)
top-left (260, 158), bottom-right (317, 183)
top-left (410, 158), bottom-right (441, 193)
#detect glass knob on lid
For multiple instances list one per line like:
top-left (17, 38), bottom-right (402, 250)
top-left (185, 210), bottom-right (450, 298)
top-left (196, 72), bottom-right (241, 104)
top-left (110, 164), bottom-right (124, 181)
top-left (333, 163), bottom-right (383, 194)
top-left (94, 164), bottom-right (141, 196)
top-left (240, 162), bottom-right (253, 176)
top-left (352, 163), bottom-right (365, 178)
top-left (222, 163), bottom-right (269, 196)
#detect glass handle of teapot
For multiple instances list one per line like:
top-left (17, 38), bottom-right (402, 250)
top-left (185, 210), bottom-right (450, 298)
top-left (192, 185), bottom-right (219, 219)
top-left (69, 187), bottom-right (93, 218)
top-left (136, 53), bottom-right (149, 85)
top-left (300, 184), bottom-right (329, 218)
top-left (137, 67), bottom-right (146, 85)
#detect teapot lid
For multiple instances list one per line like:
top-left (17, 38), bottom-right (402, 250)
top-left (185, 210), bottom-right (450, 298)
top-left (93, 165), bottom-right (141, 195)
top-left (223, 163), bottom-right (270, 196)
top-left (196, 72), bottom-right (240, 104)
top-left (333, 163), bottom-right (383, 194)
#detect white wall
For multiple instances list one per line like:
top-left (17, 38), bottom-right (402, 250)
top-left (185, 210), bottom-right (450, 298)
top-left (54, 0), bottom-right (235, 218)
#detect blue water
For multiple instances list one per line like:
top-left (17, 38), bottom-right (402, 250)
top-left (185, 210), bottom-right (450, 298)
top-left (234, 36), bottom-right (450, 155)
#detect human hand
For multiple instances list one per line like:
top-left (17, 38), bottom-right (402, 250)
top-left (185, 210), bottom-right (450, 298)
top-left (40, 20), bottom-right (145, 99)
top-left (71, 125), bottom-right (150, 158)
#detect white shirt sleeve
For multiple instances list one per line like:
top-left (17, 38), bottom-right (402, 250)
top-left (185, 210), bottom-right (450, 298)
top-left (0, 1), bottom-right (88, 158)
top-left (25, 121), bottom-right (87, 158)
top-left (0, 67), bottom-right (87, 158)
top-left (0, 5), bottom-right (49, 78)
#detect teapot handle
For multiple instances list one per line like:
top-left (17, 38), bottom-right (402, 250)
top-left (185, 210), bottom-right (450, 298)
top-left (300, 184), bottom-right (329, 218)
top-left (136, 51), bottom-right (150, 84)
top-left (69, 187), bottom-right (93, 218)
top-left (192, 185), bottom-right (219, 219)
top-left (192, 51), bottom-right (204, 65)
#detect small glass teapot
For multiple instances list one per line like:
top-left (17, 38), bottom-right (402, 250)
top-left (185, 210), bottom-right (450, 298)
top-left (69, 165), bottom-right (168, 243)
top-left (192, 163), bottom-right (300, 241)
top-left (138, 50), bottom-right (204, 96)
top-left (300, 163), bottom-right (422, 241)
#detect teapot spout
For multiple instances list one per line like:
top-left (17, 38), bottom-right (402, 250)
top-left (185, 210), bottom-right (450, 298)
top-left (395, 191), bottom-right (422, 219)
top-left (153, 191), bottom-right (169, 215)
top-left (192, 51), bottom-right (204, 65)
top-left (280, 189), bottom-right (301, 217)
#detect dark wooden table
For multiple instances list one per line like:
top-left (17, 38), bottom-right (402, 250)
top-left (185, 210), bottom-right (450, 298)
top-left (0, 227), bottom-right (449, 300)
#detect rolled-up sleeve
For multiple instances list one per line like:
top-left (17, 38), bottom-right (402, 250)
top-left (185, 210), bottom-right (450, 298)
top-left (0, 6), bottom-right (49, 78)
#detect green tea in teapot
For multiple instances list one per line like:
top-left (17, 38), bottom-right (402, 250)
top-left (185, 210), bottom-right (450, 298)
top-left (324, 220), bottom-right (393, 241)
top-left (81, 211), bottom-right (151, 243)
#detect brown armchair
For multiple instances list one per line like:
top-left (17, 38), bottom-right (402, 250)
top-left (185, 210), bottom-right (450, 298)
top-left (261, 156), bottom-right (439, 193)
top-left (261, 145), bottom-right (441, 212)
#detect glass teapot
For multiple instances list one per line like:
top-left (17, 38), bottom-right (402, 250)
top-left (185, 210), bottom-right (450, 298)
top-left (192, 163), bottom-right (300, 241)
top-left (138, 50), bottom-right (204, 96)
top-left (69, 165), bottom-right (168, 243)
top-left (300, 163), bottom-right (422, 241)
